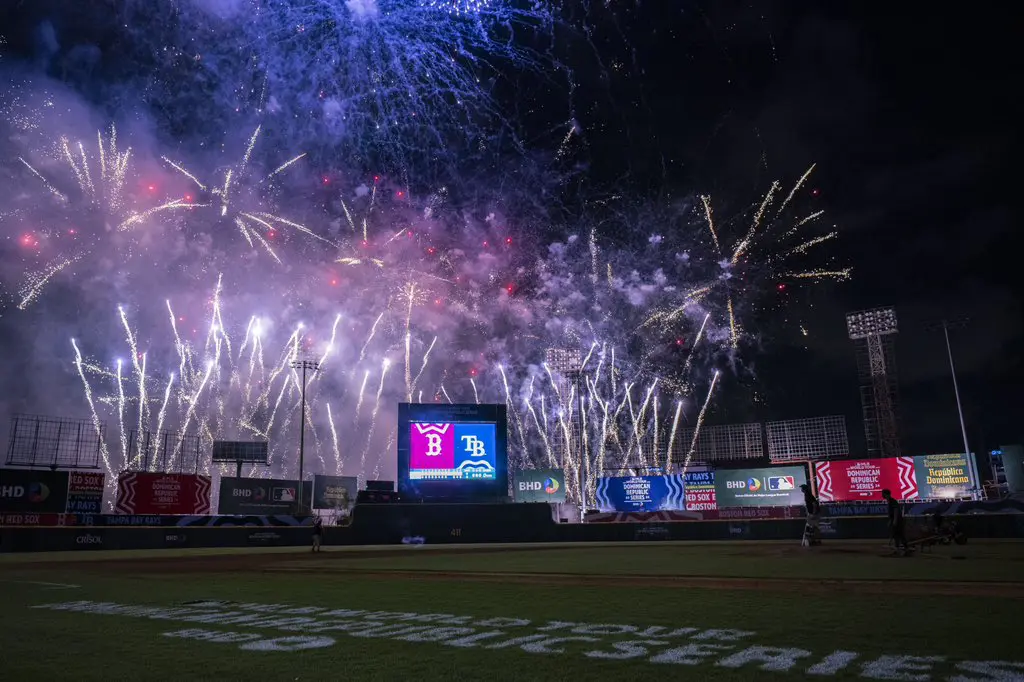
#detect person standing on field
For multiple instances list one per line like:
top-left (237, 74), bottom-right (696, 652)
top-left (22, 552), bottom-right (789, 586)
top-left (882, 488), bottom-right (909, 553)
top-left (800, 483), bottom-right (822, 546)
top-left (312, 515), bottom-right (324, 552)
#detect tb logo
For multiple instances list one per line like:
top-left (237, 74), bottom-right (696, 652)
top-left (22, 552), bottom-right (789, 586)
top-left (425, 433), bottom-right (443, 456)
top-left (461, 435), bottom-right (487, 457)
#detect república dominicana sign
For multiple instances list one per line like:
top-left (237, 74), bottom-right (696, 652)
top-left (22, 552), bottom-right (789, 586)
top-left (30, 599), bottom-right (1023, 679)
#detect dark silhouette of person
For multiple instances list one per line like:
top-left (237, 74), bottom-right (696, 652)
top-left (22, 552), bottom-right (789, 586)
top-left (882, 489), bottom-right (908, 552)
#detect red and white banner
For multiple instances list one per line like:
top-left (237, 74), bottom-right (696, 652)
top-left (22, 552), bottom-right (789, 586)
top-left (115, 472), bottom-right (211, 515)
top-left (815, 457), bottom-right (918, 502)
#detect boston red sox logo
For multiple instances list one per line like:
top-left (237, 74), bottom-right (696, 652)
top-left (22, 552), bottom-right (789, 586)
top-left (414, 424), bottom-right (451, 457)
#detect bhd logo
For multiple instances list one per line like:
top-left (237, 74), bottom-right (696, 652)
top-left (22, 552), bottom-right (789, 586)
top-left (726, 480), bottom-right (746, 490)
top-left (519, 481), bottom-right (543, 491)
top-left (233, 488), bottom-right (252, 498)
top-left (0, 482), bottom-right (50, 502)
top-left (747, 478), bottom-right (762, 492)
top-left (28, 482), bottom-right (50, 502)
top-left (544, 478), bottom-right (560, 494)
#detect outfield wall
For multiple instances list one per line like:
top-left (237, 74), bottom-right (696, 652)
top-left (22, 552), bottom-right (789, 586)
top-left (2, 504), bottom-right (1023, 552)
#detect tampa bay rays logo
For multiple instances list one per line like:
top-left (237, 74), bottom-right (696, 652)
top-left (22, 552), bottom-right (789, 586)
top-left (414, 423), bottom-right (451, 457)
top-left (461, 435), bottom-right (488, 457)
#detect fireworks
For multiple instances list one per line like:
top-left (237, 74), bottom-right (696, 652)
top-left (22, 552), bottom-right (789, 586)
top-left (153, 0), bottom-right (557, 177)
top-left (9, 125), bottom-right (196, 309)
top-left (161, 125), bottom-right (333, 259)
top-left (1, 7), bottom-right (852, 516)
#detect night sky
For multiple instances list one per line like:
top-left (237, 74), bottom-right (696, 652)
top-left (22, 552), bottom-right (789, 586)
top-left (1, 2), bottom-right (1019, 459)
top-left (569, 2), bottom-right (1020, 457)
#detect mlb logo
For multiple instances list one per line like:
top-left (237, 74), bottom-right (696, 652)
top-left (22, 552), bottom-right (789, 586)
top-left (768, 476), bottom-right (795, 491)
top-left (273, 487), bottom-right (296, 502)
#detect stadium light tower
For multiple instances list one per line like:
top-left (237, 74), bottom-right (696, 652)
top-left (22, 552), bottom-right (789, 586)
top-left (544, 347), bottom-right (585, 520)
top-left (290, 358), bottom-right (320, 512)
top-left (846, 307), bottom-right (901, 458)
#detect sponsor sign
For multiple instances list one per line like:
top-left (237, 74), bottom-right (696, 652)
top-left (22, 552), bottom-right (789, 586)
top-left (0, 468), bottom-right (70, 513)
top-left (312, 475), bottom-right (357, 511)
top-left (714, 466), bottom-right (808, 508)
top-left (913, 453), bottom-right (975, 499)
top-left (115, 472), bottom-right (212, 515)
top-left (815, 457), bottom-right (918, 502)
top-left (513, 468), bottom-right (567, 503)
top-left (218, 478), bottom-right (312, 515)
top-left (816, 455), bottom-right (977, 502)
top-left (33, 599), bottom-right (1024, 680)
top-left (594, 475), bottom-right (685, 512)
top-left (164, 532), bottom-right (188, 547)
top-left (247, 531), bottom-right (282, 546)
top-left (73, 532), bottom-right (104, 548)
top-left (683, 471), bottom-right (717, 511)
top-left (67, 472), bottom-right (105, 514)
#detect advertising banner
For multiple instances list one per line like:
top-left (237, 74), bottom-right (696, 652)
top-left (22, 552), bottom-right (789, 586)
top-left (713, 466), bottom-right (808, 507)
top-left (67, 471), bottom-right (105, 513)
top-left (815, 457), bottom-right (918, 502)
top-left (683, 470), bottom-right (717, 511)
top-left (0, 468), bottom-right (69, 513)
top-left (312, 475), bottom-right (358, 511)
top-left (913, 453), bottom-right (975, 498)
top-left (115, 472), bottom-right (212, 515)
top-left (594, 475), bottom-right (685, 512)
top-left (513, 468), bottom-right (567, 503)
top-left (218, 477), bottom-right (312, 515)
top-left (816, 454), bottom-right (976, 502)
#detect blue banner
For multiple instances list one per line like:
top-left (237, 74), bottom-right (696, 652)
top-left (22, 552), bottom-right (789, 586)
top-left (595, 475), bottom-right (685, 512)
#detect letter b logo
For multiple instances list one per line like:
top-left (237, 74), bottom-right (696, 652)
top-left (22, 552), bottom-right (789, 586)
top-left (425, 433), bottom-right (443, 457)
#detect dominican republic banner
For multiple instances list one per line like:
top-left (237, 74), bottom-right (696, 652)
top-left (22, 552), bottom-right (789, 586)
top-left (594, 475), bottom-right (685, 512)
top-left (815, 457), bottom-right (918, 502)
top-left (312, 475), bottom-right (358, 511)
top-left (115, 472), bottom-right (212, 515)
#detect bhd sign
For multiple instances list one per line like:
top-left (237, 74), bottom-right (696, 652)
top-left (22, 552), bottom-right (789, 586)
top-left (0, 468), bottom-right (70, 513)
top-left (513, 468), bottom-right (566, 503)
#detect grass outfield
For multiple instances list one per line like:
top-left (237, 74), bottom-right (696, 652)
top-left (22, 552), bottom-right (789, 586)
top-left (1, 541), bottom-right (1022, 681)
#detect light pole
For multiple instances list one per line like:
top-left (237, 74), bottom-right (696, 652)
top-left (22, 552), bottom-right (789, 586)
top-left (544, 348), bottom-right (585, 521)
top-left (927, 319), bottom-right (978, 498)
top-left (291, 358), bottom-right (320, 513)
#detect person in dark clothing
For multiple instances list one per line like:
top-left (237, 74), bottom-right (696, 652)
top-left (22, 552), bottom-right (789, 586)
top-left (312, 515), bottom-right (324, 552)
top-left (800, 483), bottom-right (822, 546)
top-left (882, 489), bottom-right (908, 552)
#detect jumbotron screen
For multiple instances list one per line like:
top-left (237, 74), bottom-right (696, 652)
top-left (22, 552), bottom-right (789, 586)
top-left (397, 403), bottom-right (509, 501)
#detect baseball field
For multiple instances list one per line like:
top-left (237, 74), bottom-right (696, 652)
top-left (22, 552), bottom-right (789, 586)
top-left (1, 540), bottom-right (1022, 681)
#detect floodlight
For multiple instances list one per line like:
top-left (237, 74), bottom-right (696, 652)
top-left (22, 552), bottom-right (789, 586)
top-left (846, 307), bottom-right (897, 339)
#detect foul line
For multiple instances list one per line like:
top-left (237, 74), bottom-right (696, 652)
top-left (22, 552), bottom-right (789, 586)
top-left (6, 580), bottom-right (81, 590)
